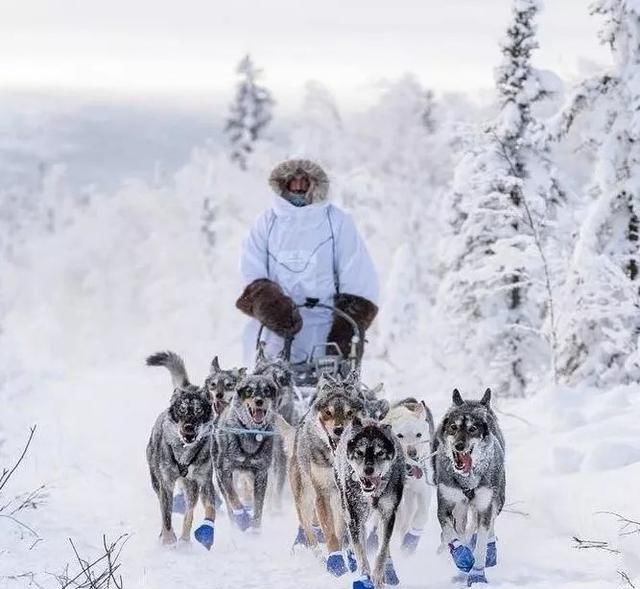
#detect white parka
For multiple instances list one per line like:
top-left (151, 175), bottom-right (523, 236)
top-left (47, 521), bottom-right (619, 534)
top-left (240, 169), bottom-right (378, 364)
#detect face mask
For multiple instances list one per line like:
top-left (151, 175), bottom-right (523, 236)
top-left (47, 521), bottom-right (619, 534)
top-left (284, 191), bottom-right (309, 207)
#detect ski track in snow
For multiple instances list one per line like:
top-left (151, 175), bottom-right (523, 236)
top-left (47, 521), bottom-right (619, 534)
top-left (1, 369), bottom-right (638, 589)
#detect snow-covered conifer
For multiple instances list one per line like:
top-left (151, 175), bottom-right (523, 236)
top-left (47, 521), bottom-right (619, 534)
top-left (224, 55), bottom-right (274, 170)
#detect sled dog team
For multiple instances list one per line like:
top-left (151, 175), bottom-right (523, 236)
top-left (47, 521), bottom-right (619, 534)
top-left (146, 351), bottom-right (506, 588)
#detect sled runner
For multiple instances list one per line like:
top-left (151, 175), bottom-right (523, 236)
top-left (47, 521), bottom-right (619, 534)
top-left (256, 297), bottom-right (362, 395)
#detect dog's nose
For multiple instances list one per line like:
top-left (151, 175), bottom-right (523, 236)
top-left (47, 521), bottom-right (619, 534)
top-left (333, 426), bottom-right (343, 436)
top-left (255, 398), bottom-right (264, 407)
top-left (407, 446), bottom-right (417, 459)
top-left (454, 441), bottom-right (465, 452)
top-left (184, 423), bottom-right (195, 433)
top-left (216, 391), bottom-right (224, 399)
top-left (364, 465), bottom-right (374, 476)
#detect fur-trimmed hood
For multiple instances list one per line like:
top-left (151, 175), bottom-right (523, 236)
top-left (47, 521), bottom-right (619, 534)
top-left (268, 159), bottom-right (329, 203)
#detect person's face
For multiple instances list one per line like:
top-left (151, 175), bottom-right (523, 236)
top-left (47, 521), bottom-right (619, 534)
top-left (287, 174), bottom-right (310, 194)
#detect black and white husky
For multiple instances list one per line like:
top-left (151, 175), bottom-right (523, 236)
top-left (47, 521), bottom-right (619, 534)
top-left (335, 420), bottom-right (405, 589)
top-left (432, 389), bottom-right (505, 586)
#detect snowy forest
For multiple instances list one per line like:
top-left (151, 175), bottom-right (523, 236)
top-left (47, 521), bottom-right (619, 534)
top-left (1, 0), bottom-right (640, 588)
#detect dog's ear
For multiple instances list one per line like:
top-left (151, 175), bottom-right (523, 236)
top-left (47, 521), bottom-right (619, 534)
top-left (238, 367), bottom-right (248, 377)
top-left (256, 341), bottom-right (267, 365)
top-left (210, 356), bottom-right (221, 373)
top-left (343, 368), bottom-right (360, 387)
top-left (480, 388), bottom-right (492, 407)
top-left (421, 400), bottom-right (435, 438)
top-left (452, 389), bottom-right (464, 406)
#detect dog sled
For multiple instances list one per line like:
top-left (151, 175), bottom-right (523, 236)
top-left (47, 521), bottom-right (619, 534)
top-left (256, 297), bottom-right (362, 409)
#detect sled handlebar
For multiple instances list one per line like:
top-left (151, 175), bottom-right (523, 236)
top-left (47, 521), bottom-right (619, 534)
top-left (256, 298), bottom-right (361, 363)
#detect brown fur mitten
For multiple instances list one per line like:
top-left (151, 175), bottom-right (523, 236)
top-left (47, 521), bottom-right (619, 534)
top-left (327, 293), bottom-right (378, 358)
top-left (236, 279), bottom-right (302, 337)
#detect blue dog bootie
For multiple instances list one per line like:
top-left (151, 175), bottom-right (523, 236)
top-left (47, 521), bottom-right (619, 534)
top-left (384, 558), bottom-right (400, 586)
top-left (293, 526), bottom-right (309, 548)
top-left (172, 492), bottom-right (186, 514)
top-left (194, 519), bottom-right (215, 550)
top-left (449, 539), bottom-right (475, 573)
top-left (313, 524), bottom-right (325, 544)
top-left (232, 507), bottom-right (252, 532)
top-left (352, 574), bottom-right (374, 589)
top-left (469, 533), bottom-right (497, 567)
top-left (467, 567), bottom-right (488, 586)
top-left (346, 548), bottom-right (358, 573)
top-left (326, 551), bottom-right (348, 577)
top-left (401, 528), bottom-right (422, 554)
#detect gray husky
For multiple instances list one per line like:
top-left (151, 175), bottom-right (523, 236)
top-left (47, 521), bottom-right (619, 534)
top-left (432, 388), bottom-right (505, 586)
top-left (335, 420), bottom-right (405, 588)
top-left (145, 351), bottom-right (217, 547)
top-left (204, 356), bottom-right (247, 419)
top-left (214, 373), bottom-right (277, 531)
top-left (253, 349), bottom-right (296, 510)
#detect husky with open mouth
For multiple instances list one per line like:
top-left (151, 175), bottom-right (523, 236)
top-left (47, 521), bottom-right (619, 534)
top-left (204, 356), bottom-right (247, 419)
top-left (335, 419), bottom-right (405, 588)
top-left (214, 374), bottom-right (277, 532)
top-left (432, 388), bottom-right (505, 586)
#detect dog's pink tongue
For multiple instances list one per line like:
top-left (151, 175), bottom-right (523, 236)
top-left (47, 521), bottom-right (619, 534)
top-left (461, 453), bottom-right (472, 473)
top-left (254, 408), bottom-right (265, 422)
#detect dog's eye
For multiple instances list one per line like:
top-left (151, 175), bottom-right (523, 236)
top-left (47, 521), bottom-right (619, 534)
top-left (397, 433), bottom-right (404, 439)
top-left (449, 423), bottom-right (458, 432)
top-left (346, 410), bottom-right (354, 418)
top-left (468, 425), bottom-right (477, 434)
top-left (322, 409), bottom-right (332, 419)
top-left (416, 432), bottom-right (422, 438)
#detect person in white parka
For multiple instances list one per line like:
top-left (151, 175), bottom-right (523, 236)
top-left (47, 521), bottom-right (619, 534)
top-left (236, 159), bottom-right (379, 365)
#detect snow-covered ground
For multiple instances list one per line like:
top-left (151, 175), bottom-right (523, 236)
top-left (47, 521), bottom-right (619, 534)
top-left (1, 359), bottom-right (638, 588)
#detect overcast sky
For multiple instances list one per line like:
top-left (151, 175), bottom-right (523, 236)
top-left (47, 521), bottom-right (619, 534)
top-left (1, 0), bottom-right (610, 106)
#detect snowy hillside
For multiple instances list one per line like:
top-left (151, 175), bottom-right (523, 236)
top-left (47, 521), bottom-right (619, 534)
top-left (2, 1), bottom-right (640, 588)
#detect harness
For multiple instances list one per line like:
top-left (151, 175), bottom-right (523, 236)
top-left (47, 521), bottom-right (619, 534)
top-left (265, 206), bottom-right (340, 294)
top-left (172, 435), bottom-right (208, 478)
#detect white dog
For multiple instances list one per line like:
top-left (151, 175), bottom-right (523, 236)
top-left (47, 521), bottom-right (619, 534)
top-left (383, 397), bottom-right (434, 554)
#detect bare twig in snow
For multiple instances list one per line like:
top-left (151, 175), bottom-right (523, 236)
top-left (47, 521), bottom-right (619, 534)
top-left (0, 425), bottom-right (37, 492)
top-left (573, 536), bottom-right (620, 554)
top-left (618, 570), bottom-right (636, 589)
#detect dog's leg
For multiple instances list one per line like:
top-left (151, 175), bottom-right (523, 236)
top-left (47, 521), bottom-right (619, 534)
top-left (438, 490), bottom-right (475, 573)
top-left (468, 505), bottom-right (495, 584)
top-left (252, 468), bottom-right (269, 529)
top-left (273, 438), bottom-right (287, 512)
top-left (315, 490), bottom-right (339, 553)
top-left (347, 511), bottom-right (370, 580)
top-left (180, 479), bottom-right (198, 542)
top-left (290, 461), bottom-right (317, 547)
top-left (159, 482), bottom-right (177, 545)
top-left (372, 507), bottom-right (397, 588)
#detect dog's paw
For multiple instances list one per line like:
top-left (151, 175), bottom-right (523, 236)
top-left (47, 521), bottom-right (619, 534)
top-left (232, 508), bottom-right (252, 532)
top-left (346, 548), bottom-right (357, 573)
top-left (467, 568), bottom-right (487, 586)
top-left (449, 541), bottom-right (475, 573)
top-left (366, 529), bottom-right (379, 554)
top-left (326, 551), bottom-right (348, 577)
top-left (160, 529), bottom-right (177, 545)
top-left (194, 519), bottom-right (214, 550)
top-left (401, 530), bottom-right (422, 554)
top-left (383, 559), bottom-right (400, 586)
top-left (293, 526), bottom-right (309, 549)
top-left (172, 492), bottom-right (186, 514)
top-left (352, 574), bottom-right (374, 589)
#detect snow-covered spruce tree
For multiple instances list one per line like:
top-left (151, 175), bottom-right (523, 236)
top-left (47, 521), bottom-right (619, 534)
top-left (435, 0), bottom-right (564, 396)
top-left (224, 55), bottom-right (274, 170)
top-left (556, 0), bottom-right (640, 385)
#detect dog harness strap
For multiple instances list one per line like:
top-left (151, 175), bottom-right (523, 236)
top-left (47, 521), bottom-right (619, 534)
top-left (327, 206), bottom-right (340, 294)
top-left (463, 488), bottom-right (476, 501)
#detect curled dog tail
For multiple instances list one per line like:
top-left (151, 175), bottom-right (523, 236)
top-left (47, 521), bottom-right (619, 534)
top-left (273, 414), bottom-right (296, 459)
top-left (146, 351), bottom-right (190, 389)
